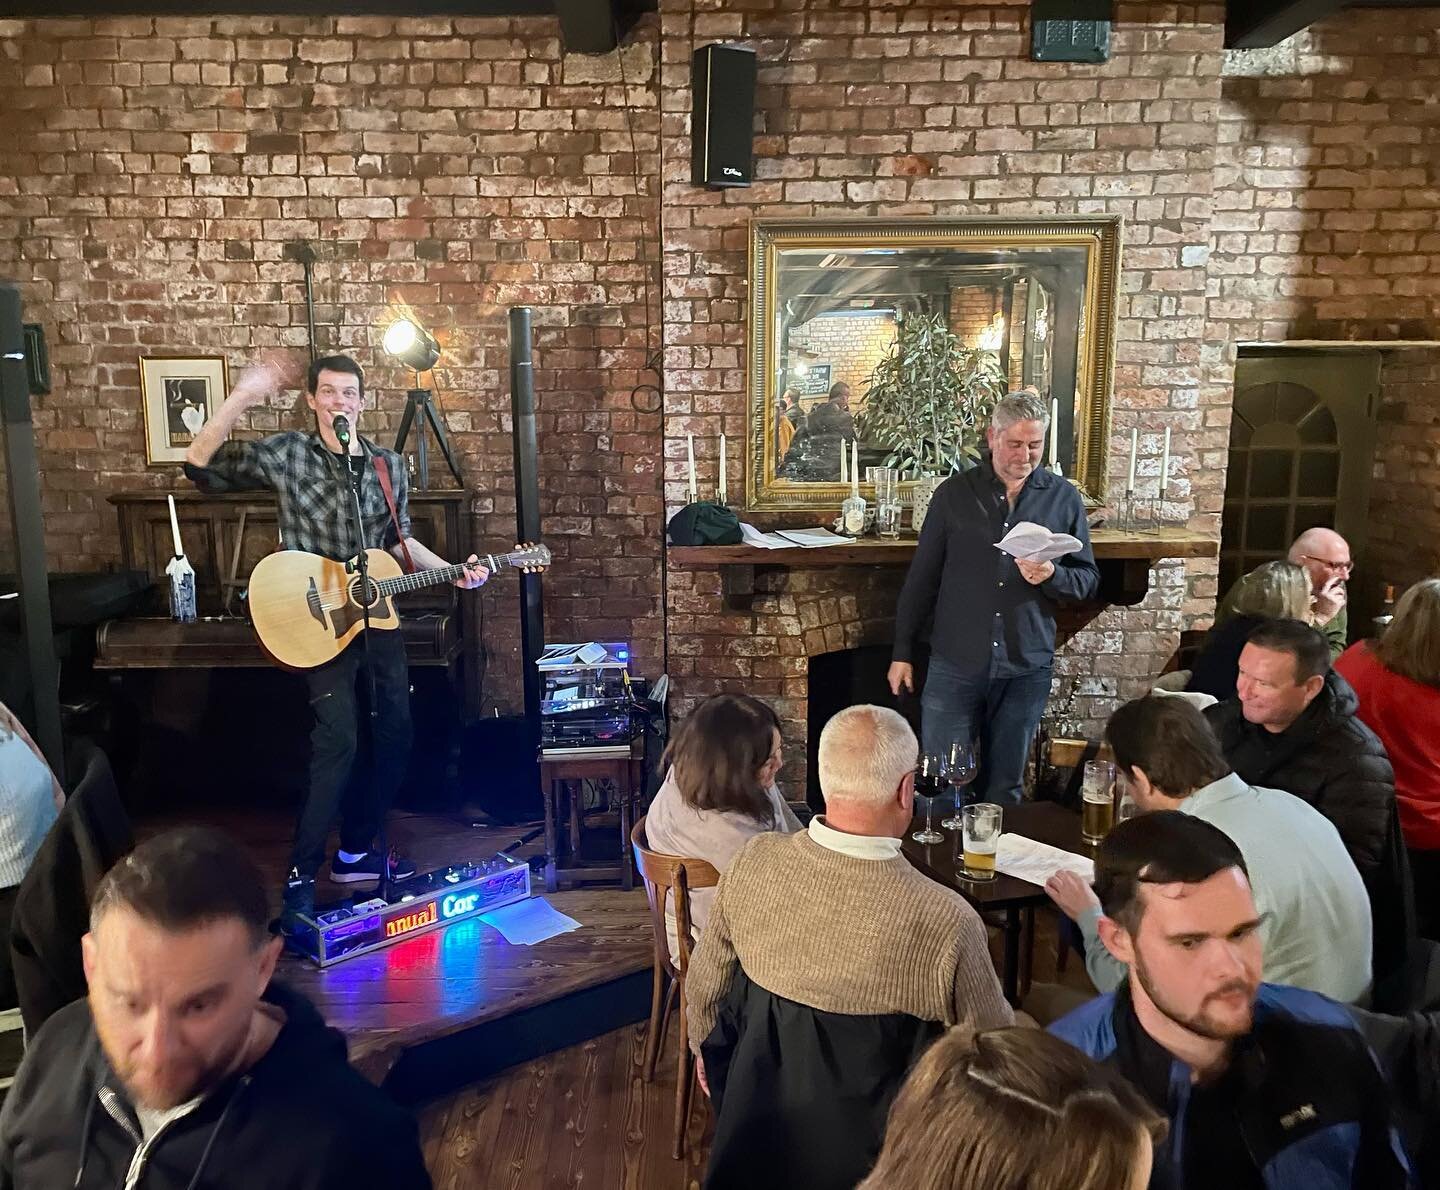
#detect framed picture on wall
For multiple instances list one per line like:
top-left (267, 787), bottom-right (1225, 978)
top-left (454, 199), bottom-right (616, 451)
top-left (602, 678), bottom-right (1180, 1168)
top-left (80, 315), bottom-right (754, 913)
top-left (139, 355), bottom-right (228, 465)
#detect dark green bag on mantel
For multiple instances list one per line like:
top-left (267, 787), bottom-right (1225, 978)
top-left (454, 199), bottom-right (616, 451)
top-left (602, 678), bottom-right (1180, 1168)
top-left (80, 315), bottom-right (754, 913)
top-left (667, 502), bottom-right (742, 546)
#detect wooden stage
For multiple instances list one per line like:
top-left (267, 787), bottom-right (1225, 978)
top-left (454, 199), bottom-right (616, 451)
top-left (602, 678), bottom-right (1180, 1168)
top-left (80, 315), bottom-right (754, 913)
top-left (135, 807), bottom-right (656, 1100)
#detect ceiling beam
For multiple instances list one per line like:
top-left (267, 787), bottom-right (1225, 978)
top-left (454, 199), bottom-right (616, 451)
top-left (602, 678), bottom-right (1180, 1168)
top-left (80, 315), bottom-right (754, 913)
top-left (1225, 0), bottom-right (1349, 48)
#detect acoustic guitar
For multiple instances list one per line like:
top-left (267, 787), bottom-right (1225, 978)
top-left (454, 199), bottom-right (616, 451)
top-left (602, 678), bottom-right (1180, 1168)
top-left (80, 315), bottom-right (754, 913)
top-left (247, 542), bottom-right (551, 669)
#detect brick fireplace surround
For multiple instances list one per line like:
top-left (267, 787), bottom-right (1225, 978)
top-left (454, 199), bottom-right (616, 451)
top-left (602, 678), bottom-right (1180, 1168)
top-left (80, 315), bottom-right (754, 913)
top-left (1, 3), bottom-right (1437, 791)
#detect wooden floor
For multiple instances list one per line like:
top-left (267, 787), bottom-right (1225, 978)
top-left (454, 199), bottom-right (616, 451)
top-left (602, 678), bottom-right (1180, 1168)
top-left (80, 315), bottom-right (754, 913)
top-left (135, 806), bottom-right (656, 1085)
top-left (419, 1013), bottom-right (710, 1190)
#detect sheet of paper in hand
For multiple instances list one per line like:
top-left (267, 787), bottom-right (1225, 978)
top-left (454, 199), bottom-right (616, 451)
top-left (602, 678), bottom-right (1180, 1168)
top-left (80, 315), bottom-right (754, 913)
top-left (995, 521), bottom-right (1083, 563)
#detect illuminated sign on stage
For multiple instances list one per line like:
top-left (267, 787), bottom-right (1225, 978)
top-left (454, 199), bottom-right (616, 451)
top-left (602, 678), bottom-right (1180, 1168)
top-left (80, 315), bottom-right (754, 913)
top-left (288, 855), bottom-right (533, 967)
top-left (441, 892), bottom-right (480, 919)
top-left (384, 901), bottom-right (438, 940)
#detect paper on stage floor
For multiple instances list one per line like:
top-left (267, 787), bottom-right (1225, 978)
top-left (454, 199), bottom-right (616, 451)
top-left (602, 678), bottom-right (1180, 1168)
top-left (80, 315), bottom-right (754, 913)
top-left (479, 897), bottom-right (582, 945)
top-left (994, 833), bottom-right (1095, 886)
top-left (995, 521), bottom-right (1084, 563)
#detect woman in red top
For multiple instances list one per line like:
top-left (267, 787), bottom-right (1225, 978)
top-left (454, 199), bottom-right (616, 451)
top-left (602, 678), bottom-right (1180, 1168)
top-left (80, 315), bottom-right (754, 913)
top-left (1336, 578), bottom-right (1440, 940)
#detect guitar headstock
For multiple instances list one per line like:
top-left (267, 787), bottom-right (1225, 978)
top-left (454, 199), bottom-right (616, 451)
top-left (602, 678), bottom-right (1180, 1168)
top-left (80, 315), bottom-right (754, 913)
top-left (510, 541), bottom-right (551, 573)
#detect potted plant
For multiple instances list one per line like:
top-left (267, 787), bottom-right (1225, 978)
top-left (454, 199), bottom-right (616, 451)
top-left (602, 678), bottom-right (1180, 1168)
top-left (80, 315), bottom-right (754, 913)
top-left (855, 309), bottom-right (1008, 532)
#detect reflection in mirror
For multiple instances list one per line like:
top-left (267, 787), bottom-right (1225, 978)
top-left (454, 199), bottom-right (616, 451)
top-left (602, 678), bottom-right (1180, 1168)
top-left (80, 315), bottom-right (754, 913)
top-left (746, 219), bottom-right (1122, 511)
top-left (770, 245), bottom-right (1087, 483)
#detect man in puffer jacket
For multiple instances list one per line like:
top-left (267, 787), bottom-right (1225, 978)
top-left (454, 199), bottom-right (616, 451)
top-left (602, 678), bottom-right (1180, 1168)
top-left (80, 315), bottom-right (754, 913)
top-left (0, 827), bottom-right (431, 1190)
top-left (1205, 618), bottom-right (1417, 1008)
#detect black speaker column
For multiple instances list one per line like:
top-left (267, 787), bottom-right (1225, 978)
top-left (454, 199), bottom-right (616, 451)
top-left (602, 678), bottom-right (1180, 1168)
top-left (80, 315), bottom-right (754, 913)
top-left (0, 283), bottom-right (63, 777)
top-left (508, 307), bottom-right (545, 749)
top-left (691, 44), bottom-right (757, 188)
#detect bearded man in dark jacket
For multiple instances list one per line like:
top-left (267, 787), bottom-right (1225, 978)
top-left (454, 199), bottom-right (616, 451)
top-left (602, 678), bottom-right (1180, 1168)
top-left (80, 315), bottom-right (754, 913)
top-left (1205, 619), bottom-right (1417, 1009)
top-left (0, 828), bottom-right (431, 1190)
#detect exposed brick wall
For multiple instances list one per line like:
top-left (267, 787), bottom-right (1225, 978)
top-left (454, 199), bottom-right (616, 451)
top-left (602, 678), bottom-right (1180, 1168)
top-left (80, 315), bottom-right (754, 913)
top-left (1211, 17), bottom-right (1440, 343)
top-left (659, 0), bottom-right (1223, 785)
top-left (1198, 10), bottom-right (1440, 633)
top-left (0, 15), bottom-right (666, 703)
top-left (1369, 348), bottom-right (1440, 595)
top-left (788, 310), bottom-right (894, 409)
top-left (2, 3), bottom-right (1436, 784)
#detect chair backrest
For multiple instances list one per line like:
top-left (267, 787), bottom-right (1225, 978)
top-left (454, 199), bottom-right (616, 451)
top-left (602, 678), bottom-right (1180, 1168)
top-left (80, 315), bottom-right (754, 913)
top-left (631, 816), bottom-right (720, 980)
top-left (12, 739), bottom-right (132, 1035)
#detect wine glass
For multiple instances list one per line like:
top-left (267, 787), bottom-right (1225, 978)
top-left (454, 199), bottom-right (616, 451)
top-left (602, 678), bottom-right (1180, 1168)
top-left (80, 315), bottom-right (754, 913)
top-left (912, 752), bottom-right (947, 844)
top-left (941, 739), bottom-right (978, 830)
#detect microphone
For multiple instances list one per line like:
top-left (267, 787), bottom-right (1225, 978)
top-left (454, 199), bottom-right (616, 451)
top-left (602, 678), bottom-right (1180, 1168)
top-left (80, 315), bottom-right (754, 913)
top-left (332, 414), bottom-right (351, 447)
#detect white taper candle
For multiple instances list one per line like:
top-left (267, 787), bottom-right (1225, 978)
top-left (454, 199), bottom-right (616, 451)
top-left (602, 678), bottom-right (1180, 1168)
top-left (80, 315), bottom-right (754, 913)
top-left (687, 433), bottom-right (697, 502)
top-left (1127, 428), bottom-right (1138, 493)
top-left (167, 494), bottom-right (183, 557)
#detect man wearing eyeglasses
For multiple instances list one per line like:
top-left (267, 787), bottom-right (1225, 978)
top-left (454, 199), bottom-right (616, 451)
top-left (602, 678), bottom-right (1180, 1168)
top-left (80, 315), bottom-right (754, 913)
top-left (1217, 527), bottom-right (1352, 659)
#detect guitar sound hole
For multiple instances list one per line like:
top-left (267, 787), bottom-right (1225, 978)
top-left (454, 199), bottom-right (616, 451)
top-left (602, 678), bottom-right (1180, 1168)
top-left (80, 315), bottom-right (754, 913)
top-left (350, 577), bottom-right (382, 609)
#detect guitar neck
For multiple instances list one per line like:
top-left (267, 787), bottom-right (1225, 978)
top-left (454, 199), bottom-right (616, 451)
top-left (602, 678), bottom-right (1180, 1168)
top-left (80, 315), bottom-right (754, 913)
top-left (375, 551), bottom-right (524, 598)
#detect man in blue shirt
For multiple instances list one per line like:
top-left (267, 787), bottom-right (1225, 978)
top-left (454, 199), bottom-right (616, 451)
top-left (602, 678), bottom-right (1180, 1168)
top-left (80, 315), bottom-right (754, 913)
top-left (888, 392), bottom-right (1099, 803)
top-left (1051, 812), bottom-right (1412, 1190)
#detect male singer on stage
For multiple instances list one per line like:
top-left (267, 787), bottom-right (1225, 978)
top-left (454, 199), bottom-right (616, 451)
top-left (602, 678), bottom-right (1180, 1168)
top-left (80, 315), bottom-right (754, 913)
top-left (184, 352), bottom-right (488, 918)
top-left (888, 392), bottom-right (1099, 805)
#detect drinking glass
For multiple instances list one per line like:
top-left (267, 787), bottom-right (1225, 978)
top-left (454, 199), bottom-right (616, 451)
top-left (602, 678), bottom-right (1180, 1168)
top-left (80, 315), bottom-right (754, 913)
top-left (961, 803), bottom-right (1003, 881)
top-left (941, 738), bottom-right (978, 830)
top-left (911, 752), bottom-right (947, 844)
top-left (1081, 760), bottom-right (1117, 843)
top-left (871, 467), bottom-right (903, 539)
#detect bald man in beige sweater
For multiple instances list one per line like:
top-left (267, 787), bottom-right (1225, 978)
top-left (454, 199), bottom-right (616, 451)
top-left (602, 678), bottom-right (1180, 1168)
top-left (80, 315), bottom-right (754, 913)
top-left (686, 705), bottom-right (1012, 1063)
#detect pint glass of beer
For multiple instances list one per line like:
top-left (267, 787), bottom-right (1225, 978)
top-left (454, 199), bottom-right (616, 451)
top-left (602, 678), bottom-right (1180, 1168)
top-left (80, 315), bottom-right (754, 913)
top-left (1081, 760), bottom-right (1116, 843)
top-left (961, 803), bottom-right (1003, 881)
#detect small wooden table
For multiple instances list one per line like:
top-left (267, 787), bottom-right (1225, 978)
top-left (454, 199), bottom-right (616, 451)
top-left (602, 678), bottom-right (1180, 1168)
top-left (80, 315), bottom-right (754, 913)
top-left (538, 743), bottom-right (645, 893)
top-left (904, 801), bottom-right (1088, 1005)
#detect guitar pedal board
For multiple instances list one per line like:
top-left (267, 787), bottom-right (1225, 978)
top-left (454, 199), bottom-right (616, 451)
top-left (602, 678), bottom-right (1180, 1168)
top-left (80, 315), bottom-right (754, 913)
top-left (284, 853), bottom-right (532, 967)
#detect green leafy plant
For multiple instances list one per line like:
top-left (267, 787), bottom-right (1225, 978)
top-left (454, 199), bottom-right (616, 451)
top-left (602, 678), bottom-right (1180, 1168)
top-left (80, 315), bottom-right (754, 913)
top-left (856, 309), bottom-right (1008, 477)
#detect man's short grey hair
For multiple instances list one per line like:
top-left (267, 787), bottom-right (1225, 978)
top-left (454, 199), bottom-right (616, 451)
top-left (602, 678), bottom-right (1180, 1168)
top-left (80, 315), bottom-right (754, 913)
top-left (817, 704), bottom-right (917, 807)
top-left (991, 391), bottom-right (1050, 432)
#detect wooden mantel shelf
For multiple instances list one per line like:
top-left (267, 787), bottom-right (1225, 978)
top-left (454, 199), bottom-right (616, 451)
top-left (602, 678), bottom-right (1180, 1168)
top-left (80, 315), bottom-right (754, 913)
top-left (668, 528), bottom-right (1218, 568)
top-left (668, 529), bottom-right (1218, 608)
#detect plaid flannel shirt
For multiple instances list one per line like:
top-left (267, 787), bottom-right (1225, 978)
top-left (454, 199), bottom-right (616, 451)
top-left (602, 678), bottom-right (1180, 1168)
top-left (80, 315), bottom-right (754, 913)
top-left (183, 430), bottom-right (411, 563)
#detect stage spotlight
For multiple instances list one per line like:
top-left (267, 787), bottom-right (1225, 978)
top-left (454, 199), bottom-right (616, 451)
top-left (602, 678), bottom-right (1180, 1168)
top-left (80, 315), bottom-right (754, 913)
top-left (382, 318), bottom-right (440, 372)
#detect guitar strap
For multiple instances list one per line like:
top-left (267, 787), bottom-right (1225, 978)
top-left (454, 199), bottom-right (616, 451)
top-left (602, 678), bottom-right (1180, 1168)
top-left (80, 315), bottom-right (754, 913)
top-left (372, 454), bottom-right (417, 574)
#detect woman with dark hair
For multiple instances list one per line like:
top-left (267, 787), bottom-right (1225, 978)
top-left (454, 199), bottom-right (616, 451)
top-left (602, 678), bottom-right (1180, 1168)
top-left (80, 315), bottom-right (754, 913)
top-left (858, 1027), bottom-right (1163, 1190)
top-left (1337, 578), bottom-right (1440, 939)
top-left (645, 693), bottom-right (801, 958)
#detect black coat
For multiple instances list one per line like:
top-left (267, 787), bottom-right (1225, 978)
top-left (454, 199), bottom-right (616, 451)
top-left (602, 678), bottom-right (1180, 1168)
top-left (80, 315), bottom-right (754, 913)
top-left (0, 982), bottom-right (431, 1190)
top-left (701, 968), bottom-right (941, 1190)
top-left (1206, 672), bottom-right (1418, 1006)
top-left (1351, 1005), bottom-right (1440, 1188)
top-left (10, 741), bottom-right (132, 1036)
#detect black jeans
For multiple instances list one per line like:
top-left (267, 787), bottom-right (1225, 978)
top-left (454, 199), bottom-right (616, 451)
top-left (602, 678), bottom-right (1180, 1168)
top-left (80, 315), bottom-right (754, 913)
top-left (290, 628), bottom-right (413, 879)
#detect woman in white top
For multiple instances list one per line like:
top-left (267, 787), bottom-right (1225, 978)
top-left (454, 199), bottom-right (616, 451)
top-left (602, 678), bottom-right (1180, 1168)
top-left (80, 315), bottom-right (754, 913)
top-left (645, 693), bottom-right (802, 961)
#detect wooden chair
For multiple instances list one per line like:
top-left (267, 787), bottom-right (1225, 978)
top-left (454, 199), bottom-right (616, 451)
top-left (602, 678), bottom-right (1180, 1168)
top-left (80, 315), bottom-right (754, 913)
top-left (630, 816), bottom-right (720, 1160)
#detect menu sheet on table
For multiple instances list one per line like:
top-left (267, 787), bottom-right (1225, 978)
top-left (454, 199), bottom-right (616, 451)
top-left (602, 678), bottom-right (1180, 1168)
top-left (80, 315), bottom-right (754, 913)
top-left (994, 833), bottom-right (1094, 886)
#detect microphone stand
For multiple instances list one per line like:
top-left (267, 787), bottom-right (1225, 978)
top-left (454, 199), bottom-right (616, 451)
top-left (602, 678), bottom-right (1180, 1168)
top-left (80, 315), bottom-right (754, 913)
top-left (332, 415), bottom-right (391, 907)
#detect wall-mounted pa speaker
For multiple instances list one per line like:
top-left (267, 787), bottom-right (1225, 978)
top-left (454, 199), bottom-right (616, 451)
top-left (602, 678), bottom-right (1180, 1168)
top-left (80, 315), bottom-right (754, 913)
top-left (692, 43), bottom-right (756, 188)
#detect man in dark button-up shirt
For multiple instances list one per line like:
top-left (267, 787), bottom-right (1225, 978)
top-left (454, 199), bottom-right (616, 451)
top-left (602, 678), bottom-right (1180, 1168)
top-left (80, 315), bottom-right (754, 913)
top-left (888, 392), bottom-right (1099, 804)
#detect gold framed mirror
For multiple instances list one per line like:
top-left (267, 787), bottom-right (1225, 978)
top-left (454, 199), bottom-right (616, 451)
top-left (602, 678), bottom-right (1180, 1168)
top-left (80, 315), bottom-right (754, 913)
top-left (745, 216), bottom-right (1123, 511)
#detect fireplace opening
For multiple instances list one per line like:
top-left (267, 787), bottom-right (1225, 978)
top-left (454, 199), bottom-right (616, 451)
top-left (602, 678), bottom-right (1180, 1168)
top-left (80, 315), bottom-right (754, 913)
top-left (804, 644), bottom-right (927, 810)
